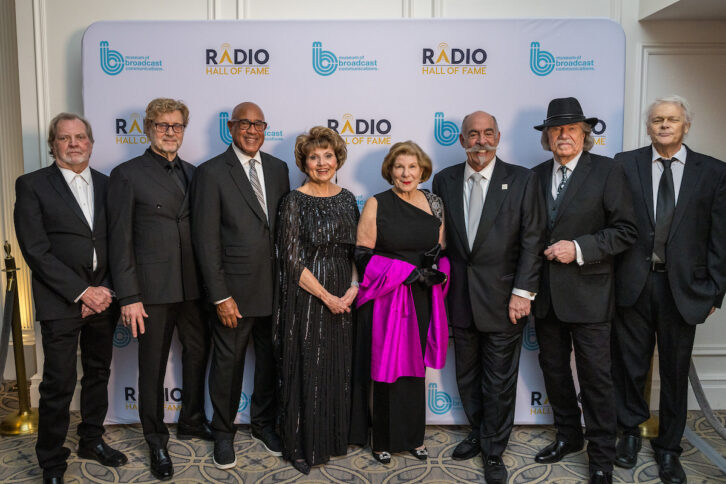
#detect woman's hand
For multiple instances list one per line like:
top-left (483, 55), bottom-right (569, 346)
top-left (341, 285), bottom-right (358, 308)
top-left (321, 291), bottom-right (350, 314)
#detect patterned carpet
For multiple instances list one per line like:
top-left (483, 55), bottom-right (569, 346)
top-left (1, 382), bottom-right (725, 483)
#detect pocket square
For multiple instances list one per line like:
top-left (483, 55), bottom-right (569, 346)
top-left (502, 184), bottom-right (508, 190)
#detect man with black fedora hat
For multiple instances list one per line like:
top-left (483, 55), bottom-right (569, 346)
top-left (530, 97), bottom-right (637, 484)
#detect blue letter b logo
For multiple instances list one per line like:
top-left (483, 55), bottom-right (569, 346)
top-left (530, 42), bottom-right (555, 76)
top-left (219, 112), bottom-right (233, 144)
top-left (434, 112), bottom-right (459, 146)
top-left (428, 383), bottom-right (452, 414)
top-left (100, 41), bottom-right (124, 76)
top-left (312, 42), bottom-right (337, 76)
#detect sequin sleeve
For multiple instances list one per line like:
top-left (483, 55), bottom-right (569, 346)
top-left (275, 191), bottom-right (307, 285)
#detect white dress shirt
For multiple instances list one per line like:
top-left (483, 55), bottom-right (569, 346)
top-left (551, 151), bottom-right (585, 266)
top-left (651, 143), bottom-right (687, 214)
top-left (232, 142), bottom-right (267, 210)
top-left (58, 165), bottom-right (97, 301)
top-left (463, 159), bottom-right (535, 300)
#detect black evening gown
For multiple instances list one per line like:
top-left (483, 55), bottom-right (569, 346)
top-left (350, 189), bottom-right (442, 453)
top-left (272, 188), bottom-right (359, 466)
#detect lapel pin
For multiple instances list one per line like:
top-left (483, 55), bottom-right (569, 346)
top-left (502, 184), bottom-right (508, 190)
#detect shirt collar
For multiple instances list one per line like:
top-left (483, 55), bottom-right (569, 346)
top-left (651, 144), bottom-right (687, 164)
top-left (232, 142), bottom-right (261, 167)
top-left (58, 164), bottom-right (92, 186)
top-left (464, 156), bottom-right (496, 182)
top-left (146, 147), bottom-right (179, 169)
top-left (554, 150), bottom-right (583, 174)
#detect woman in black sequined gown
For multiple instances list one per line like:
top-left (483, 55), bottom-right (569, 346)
top-left (272, 127), bottom-right (359, 475)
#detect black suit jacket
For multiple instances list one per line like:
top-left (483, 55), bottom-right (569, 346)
top-left (14, 163), bottom-right (112, 321)
top-left (107, 149), bottom-right (200, 306)
top-left (191, 146), bottom-right (290, 317)
top-left (614, 145), bottom-right (726, 325)
top-left (433, 158), bottom-right (547, 332)
top-left (532, 152), bottom-right (637, 323)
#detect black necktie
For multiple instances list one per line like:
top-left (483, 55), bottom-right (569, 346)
top-left (653, 158), bottom-right (675, 262)
top-left (167, 161), bottom-right (186, 194)
top-left (556, 165), bottom-right (569, 199)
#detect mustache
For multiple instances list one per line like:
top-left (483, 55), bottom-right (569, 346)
top-left (465, 143), bottom-right (497, 153)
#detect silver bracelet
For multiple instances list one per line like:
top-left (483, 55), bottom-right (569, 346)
top-left (350, 280), bottom-right (359, 288)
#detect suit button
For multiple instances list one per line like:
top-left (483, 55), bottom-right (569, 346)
top-left (87, 264), bottom-right (92, 269)
top-left (649, 231), bottom-right (654, 237)
top-left (177, 217), bottom-right (181, 223)
top-left (645, 256), bottom-right (651, 262)
top-left (156, 204), bottom-right (162, 208)
top-left (91, 236), bottom-right (96, 241)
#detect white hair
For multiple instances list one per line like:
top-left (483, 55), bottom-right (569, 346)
top-left (646, 95), bottom-right (693, 127)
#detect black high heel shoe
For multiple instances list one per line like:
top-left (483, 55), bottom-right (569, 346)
top-left (371, 450), bottom-right (391, 464)
top-left (292, 459), bottom-right (310, 475)
top-left (409, 447), bottom-right (428, 460)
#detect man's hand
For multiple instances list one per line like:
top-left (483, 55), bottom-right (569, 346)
top-left (121, 302), bottom-right (148, 337)
top-left (544, 240), bottom-right (576, 264)
top-left (81, 303), bottom-right (95, 319)
top-left (81, 286), bottom-right (113, 313)
top-left (216, 298), bottom-right (242, 328)
top-left (508, 294), bottom-right (531, 324)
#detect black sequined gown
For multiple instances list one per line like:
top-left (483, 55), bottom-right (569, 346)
top-left (272, 188), bottom-right (359, 466)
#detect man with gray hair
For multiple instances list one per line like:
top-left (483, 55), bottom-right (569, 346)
top-left (14, 113), bottom-right (127, 484)
top-left (612, 95), bottom-right (726, 484)
top-left (432, 111), bottom-right (546, 484)
top-left (531, 97), bottom-right (637, 484)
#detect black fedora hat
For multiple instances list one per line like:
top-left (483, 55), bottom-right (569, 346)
top-left (534, 97), bottom-right (598, 131)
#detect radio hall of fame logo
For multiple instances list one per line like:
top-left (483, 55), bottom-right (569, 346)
top-left (530, 391), bottom-right (552, 416)
top-left (422, 42), bottom-right (487, 76)
top-left (529, 41), bottom-right (595, 76)
top-left (327, 114), bottom-right (391, 146)
top-left (218, 112), bottom-right (283, 145)
top-left (312, 42), bottom-right (378, 76)
top-left (205, 43), bottom-right (270, 76)
top-left (99, 41), bottom-right (163, 76)
top-left (114, 113), bottom-right (148, 145)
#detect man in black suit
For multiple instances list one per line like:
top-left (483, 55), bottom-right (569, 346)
top-left (530, 97), bottom-right (637, 484)
top-left (191, 102), bottom-right (289, 470)
top-left (14, 113), bottom-right (127, 484)
top-left (612, 95), bottom-right (726, 484)
top-left (432, 111), bottom-right (546, 484)
top-left (107, 98), bottom-right (210, 481)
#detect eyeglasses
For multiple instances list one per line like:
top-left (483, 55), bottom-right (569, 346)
top-left (154, 122), bottom-right (186, 134)
top-left (230, 119), bottom-right (268, 131)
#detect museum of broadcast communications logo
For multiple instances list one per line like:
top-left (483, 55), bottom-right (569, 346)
top-left (433, 112), bottom-right (459, 147)
top-left (205, 43), bottom-right (270, 76)
top-left (100, 41), bottom-right (163, 76)
top-left (529, 41), bottom-right (595, 77)
top-left (312, 41), bottom-right (378, 76)
top-left (421, 42), bottom-right (488, 76)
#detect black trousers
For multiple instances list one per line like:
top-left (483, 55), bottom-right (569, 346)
top-left (138, 300), bottom-right (210, 448)
top-left (535, 308), bottom-right (616, 472)
top-left (453, 324), bottom-right (523, 458)
top-left (612, 271), bottom-right (696, 455)
top-left (36, 310), bottom-right (116, 478)
top-left (209, 315), bottom-right (277, 439)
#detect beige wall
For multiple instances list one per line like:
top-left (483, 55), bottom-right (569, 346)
top-left (6, 0), bottom-right (726, 408)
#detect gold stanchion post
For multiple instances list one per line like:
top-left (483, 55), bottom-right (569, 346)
top-left (639, 351), bottom-right (659, 438)
top-left (0, 241), bottom-right (38, 435)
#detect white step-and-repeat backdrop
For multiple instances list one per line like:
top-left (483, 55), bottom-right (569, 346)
top-left (82, 18), bottom-right (624, 425)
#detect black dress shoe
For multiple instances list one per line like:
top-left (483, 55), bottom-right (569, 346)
top-left (43, 478), bottom-right (64, 484)
top-left (655, 452), bottom-right (687, 484)
top-left (614, 434), bottom-right (641, 469)
top-left (484, 455), bottom-right (508, 484)
top-left (150, 445), bottom-right (174, 481)
top-left (177, 421), bottom-right (214, 441)
top-left (292, 459), bottom-right (311, 475)
top-left (452, 431), bottom-right (481, 460)
top-left (251, 427), bottom-right (282, 456)
top-left (534, 438), bottom-right (584, 464)
top-left (77, 441), bottom-right (128, 467)
top-left (589, 470), bottom-right (613, 484)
